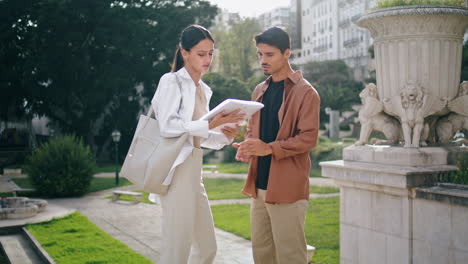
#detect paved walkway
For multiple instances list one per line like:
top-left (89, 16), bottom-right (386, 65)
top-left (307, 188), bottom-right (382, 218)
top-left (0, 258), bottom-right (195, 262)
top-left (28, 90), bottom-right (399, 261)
top-left (0, 174), bottom-right (16, 193)
top-left (1, 173), bottom-right (338, 263)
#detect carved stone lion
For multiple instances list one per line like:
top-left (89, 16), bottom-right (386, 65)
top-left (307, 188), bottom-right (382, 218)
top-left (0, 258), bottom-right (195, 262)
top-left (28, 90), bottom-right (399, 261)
top-left (436, 113), bottom-right (468, 143)
top-left (436, 81), bottom-right (468, 143)
top-left (384, 82), bottom-right (446, 148)
top-left (355, 83), bottom-right (401, 145)
top-left (457, 81), bottom-right (468, 96)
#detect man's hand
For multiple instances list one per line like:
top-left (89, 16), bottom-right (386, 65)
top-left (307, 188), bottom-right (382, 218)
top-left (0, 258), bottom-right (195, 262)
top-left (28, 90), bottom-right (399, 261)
top-left (237, 138), bottom-right (272, 157)
top-left (232, 142), bottom-right (252, 162)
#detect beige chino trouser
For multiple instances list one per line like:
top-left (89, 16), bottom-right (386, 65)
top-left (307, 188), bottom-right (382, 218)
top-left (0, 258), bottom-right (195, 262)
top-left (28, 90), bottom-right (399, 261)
top-left (159, 148), bottom-right (217, 264)
top-left (251, 189), bottom-right (309, 264)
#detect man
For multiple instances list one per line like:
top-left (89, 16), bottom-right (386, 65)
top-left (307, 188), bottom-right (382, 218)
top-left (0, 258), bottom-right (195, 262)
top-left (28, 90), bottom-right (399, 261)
top-left (233, 27), bottom-right (320, 264)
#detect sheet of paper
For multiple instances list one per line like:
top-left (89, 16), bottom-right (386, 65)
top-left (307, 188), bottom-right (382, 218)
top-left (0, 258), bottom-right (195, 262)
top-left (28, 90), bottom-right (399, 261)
top-left (201, 99), bottom-right (264, 132)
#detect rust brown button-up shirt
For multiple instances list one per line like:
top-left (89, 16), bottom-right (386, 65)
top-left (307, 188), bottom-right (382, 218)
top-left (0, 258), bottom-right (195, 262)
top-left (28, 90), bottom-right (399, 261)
top-left (242, 70), bottom-right (320, 203)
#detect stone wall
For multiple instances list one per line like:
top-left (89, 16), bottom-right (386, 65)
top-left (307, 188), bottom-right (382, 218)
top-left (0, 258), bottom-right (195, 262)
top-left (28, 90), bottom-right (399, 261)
top-left (321, 145), bottom-right (468, 264)
top-left (413, 185), bottom-right (468, 264)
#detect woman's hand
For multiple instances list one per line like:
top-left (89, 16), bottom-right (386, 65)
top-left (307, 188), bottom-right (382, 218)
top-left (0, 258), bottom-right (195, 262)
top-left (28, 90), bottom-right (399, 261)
top-left (220, 125), bottom-right (239, 140)
top-left (209, 109), bottom-right (245, 130)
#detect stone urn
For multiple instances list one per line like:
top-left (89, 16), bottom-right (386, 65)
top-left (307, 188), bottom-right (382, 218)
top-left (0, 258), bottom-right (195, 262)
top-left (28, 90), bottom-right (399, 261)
top-left (356, 5), bottom-right (468, 147)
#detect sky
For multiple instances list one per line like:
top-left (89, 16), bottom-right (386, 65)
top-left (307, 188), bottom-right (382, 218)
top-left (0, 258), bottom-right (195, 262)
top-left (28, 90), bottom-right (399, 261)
top-left (207, 0), bottom-right (291, 18)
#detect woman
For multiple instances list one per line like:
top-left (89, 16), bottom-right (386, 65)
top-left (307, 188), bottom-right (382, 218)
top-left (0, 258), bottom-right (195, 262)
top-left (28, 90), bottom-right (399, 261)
top-left (150, 25), bottom-right (244, 264)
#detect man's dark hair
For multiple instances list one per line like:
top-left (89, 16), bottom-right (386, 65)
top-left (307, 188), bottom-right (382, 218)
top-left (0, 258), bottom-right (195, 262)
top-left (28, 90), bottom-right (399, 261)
top-left (254, 27), bottom-right (290, 53)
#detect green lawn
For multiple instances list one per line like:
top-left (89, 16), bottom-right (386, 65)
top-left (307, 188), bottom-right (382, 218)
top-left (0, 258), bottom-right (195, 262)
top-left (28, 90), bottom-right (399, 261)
top-left (38, 162), bottom-right (322, 177)
top-left (204, 178), bottom-right (248, 200)
top-left (87, 177), bottom-right (132, 193)
top-left (204, 163), bottom-right (249, 174)
top-left (310, 168), bottom-right (322, 178)
top-left (205, 178), bottom-right (338, 200)
top-left (94, 164), bottom-right (122, 174)
top-left (110, 178), bottom-right (338, 202)
top-left (10, 177), bottom-right (132, 195)
top-left (211, 196), bottom-right (340, 264)
top-left (27, 212), bottom-right (152, 264)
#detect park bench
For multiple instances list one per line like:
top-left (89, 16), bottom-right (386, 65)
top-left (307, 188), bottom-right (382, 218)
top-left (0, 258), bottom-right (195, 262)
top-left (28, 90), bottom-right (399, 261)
top-left (202, 165), bottom-right (217, 173)
top-left (112, 190), bottom-right (143, 202)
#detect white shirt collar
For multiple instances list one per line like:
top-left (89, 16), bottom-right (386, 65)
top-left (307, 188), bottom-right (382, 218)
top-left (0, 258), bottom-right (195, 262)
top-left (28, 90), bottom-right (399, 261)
top-left (177, 67), bottom-right (212, 95)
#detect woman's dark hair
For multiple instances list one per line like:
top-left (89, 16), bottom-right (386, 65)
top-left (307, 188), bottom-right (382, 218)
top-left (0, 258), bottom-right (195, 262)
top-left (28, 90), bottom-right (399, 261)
top-left (171, 25), bottom-right (214, 72)
top-left (254, 27), bottom-right (290, 53)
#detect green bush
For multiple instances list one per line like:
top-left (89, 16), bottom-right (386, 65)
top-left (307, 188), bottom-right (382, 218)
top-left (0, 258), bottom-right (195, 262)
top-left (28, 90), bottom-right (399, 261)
top-left (377, 0), bottom-right (464, 8)
top-left (448, 152), bottom-right (468, 185)
top-left (310, 136), bottom-right (356, 169)
top-left (24, 135), bottom-right (95, 197)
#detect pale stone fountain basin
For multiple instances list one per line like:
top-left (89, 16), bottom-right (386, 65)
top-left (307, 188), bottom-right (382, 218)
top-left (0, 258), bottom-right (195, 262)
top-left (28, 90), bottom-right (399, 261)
top-left (0, 197), bottom-right (48, 220)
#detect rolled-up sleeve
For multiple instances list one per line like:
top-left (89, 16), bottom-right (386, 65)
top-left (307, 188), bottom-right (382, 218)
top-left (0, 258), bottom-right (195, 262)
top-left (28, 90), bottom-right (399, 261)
top-left (152, 73), bottom-right (209, 138)
top-left (201, 131), bottom-right (232, 150)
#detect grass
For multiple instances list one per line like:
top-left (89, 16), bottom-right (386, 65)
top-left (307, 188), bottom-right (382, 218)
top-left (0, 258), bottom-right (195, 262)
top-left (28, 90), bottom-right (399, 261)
top-left (311, 137), bottom-right (355, 171)
top-left (310, 168), bottom-right (322, 178)
top-left (377, 0), bottom-right (464, 8)
top-left (87, 177), bottom-right (132, 193)
top-left (94, 164), bottom-right (121, 174)
top-left (10, 177), bottom-right (132, 195)
top-left (204, 162), bottom-right (249, 174)
top-left (105, 178), bottom-right (339, 202)
top-left (204, 178), bottom-right (248, 200)
top-left (205, 178), bottom-right (338, 200)
top-left (94, 162), bottom-right (249, 174)
top-left (211, 196), bottom-right (340, 264)
top-left (207, 163), bottom-right (324, 178)
top-left (310, 185), bottom-right (339, 194)
top-left (26, 212), bottom-right (152, 264)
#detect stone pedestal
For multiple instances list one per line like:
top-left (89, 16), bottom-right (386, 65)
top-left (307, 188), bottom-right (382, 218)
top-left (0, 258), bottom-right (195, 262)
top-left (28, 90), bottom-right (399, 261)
top-left (320, 145), bottom-right (461, 264)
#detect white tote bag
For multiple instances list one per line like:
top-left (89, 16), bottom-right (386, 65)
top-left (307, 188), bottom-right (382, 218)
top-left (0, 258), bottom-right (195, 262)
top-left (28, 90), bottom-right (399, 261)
top-left (120, 73), bottom-right (188, 195)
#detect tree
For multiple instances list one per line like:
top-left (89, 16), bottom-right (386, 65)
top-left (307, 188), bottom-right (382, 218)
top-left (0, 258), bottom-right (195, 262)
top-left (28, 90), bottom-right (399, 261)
top-left (0, 0), bottom-right (218, 159)
top-left (212, 18), bottom-right (261, 81)
top-left (0, 0), bottom-right (36, 125)
top-left (202, 72), bottom-right (251, 109)
top-left (303, 60), bottom-right (363, 124)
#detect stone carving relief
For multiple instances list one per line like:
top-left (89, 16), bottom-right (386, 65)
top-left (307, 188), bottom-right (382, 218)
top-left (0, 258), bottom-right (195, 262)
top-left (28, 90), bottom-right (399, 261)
top-left (355, 83), bottom-right (401, 146)
top-left (435, 81), bottom-right (468, 143)
top-left (357, 7), bottom-right (468, 40)
top-left (383, 82), bottom-right (446, 148)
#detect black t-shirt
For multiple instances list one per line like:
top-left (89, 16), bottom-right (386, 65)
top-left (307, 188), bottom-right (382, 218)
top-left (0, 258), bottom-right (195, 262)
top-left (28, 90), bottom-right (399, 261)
top-left (256, 80), bottom-right (284, 190)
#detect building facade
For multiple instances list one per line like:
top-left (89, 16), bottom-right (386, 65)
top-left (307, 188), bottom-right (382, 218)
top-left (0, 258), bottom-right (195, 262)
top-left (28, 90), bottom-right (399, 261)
top-left (212, 9), bottom-right (241, 30)
top-left (337, 0), bottom-right (377, 80)
top-left (288, 0), bottom-right (377, 80)
top-left (300, 0), bottom-right (339, 63)
top-left (258, 7), bottom-right (290, 30)
top-left (289, 0), bottom-right (302, 50)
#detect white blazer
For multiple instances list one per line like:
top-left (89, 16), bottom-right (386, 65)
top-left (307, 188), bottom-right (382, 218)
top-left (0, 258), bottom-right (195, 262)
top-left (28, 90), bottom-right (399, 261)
top-left (150, 67), bottom-right (230, 187)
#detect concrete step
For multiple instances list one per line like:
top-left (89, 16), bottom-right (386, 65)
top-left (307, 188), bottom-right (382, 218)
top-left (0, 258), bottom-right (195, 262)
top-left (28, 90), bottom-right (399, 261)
top-left (0, 234), bottom-right (45, 264)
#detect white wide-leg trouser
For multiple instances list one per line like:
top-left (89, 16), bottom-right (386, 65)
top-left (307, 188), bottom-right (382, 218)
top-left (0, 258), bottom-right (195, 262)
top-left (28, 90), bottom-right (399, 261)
top-left (159, 148), bottom-right (217, 264)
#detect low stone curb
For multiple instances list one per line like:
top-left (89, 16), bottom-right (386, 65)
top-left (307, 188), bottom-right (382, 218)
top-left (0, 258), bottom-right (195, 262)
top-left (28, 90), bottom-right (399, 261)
top-left (22, 227), bottom-right (56, 264)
